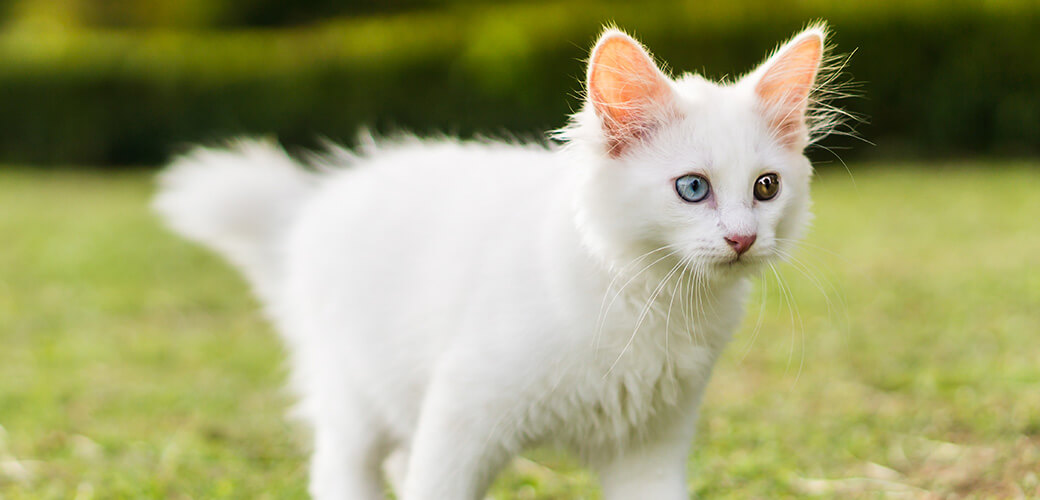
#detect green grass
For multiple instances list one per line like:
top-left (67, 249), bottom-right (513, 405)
top-left (0, 163), bottom-right (1038, 498)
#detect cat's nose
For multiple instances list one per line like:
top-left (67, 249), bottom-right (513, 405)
top-left (724, 233), bottom-right (757, 256)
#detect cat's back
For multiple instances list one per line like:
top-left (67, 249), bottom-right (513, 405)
top-left (297, 137), bottom-right (568, 238)
top-left (311, 137), bottom-right (562, 213)
top-left (282, 136), bottom-right (577, 337)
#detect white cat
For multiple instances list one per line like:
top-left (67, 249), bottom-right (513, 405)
top-left (155, 24), bottom-right (833, 500)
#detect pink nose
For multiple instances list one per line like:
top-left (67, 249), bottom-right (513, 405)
top-left (724, 233), bottom-right (757, 256)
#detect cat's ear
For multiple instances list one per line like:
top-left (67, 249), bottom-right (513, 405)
top-left (750, 27), bottom-right (825, 150)
top-left (587, 29), bottom-right (676, 157)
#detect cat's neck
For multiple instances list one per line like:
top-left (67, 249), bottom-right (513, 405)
top-left (539, 178), bottom-right (748, 346)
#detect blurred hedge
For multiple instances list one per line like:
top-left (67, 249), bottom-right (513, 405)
top-left (1, 0), bottom-right (1037, 166)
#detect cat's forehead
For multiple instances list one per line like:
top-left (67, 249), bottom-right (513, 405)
top-left (659, 76), bottom-right (773, 173)
top-left (673, 73), bottom-right (717, 91)
top-left (672, 74), bottom-right (755, 119)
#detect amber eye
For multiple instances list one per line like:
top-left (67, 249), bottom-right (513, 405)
top-left (754, 173), bottom-right (780, 201)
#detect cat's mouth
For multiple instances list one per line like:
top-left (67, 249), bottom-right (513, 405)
top-left (718, 252), bottom-right (767, 271)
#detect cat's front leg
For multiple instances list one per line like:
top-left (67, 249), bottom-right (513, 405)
top-left (595, 437), bottom-right (692, 500)
top-left (593, 397), bottom-right (702, 500)
top-left (400, 366), bottom-right (519, 500)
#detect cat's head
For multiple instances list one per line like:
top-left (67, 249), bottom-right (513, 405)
top-left (565, 25), bottom-right (835, 281)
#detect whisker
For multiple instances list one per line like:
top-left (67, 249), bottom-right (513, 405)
top-left (605, 259), bottom-right (684, 376)
top-left (679, 258), bottom-right (697, 345)
top-left (597, 245), bottom-right (675, 326)
top-left (768, 262), bottom-right (803, 381)
top-left (774, 246), bottom-right (850, 337)
top-left (595, 246), bottom-right (678, 350)
top-left (663, 260), bottom-right (684, 366)
top-left (739, 268), bottom-right (770, 362)
top-left (774, 238), bottom-right (849, 262)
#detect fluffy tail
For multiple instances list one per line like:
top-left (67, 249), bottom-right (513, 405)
top-left (153, 139), bottom-right (317, 306)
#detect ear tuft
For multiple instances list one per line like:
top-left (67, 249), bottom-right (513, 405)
top-left (587, 29), bottom-right (675, 157)
top-left (753, 27), bottom-right (826, 150)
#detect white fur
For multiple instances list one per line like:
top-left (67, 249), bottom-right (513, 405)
top-left (154, 26), bottom-right (830, 500)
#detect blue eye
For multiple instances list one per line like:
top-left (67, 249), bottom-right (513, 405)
top-left (675, 174), bottom-right (710, 202)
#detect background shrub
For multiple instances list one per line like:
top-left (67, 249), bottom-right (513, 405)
top-left (0, 0), bottom-right (1036, 166)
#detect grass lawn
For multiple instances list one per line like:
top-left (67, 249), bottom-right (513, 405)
top-left (1, 162), bottom-right (1038, 499)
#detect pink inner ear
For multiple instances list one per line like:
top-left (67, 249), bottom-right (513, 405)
top-left (588, 34), bottom-right (672, 157)
top-left (755, 34), bottom-right (823, 147)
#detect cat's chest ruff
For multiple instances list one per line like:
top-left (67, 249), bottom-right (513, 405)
top-left (536, 314), bottom-right (720, 454)
top-left (535, 275), bottom-right (740, 454)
